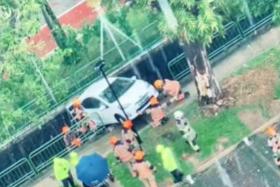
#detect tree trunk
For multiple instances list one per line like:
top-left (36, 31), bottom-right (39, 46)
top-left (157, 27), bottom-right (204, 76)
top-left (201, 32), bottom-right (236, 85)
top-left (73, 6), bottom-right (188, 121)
top-left (183, 42), bottom-right (222, 105)
top-left (41, 1), bottom-right (67, 49)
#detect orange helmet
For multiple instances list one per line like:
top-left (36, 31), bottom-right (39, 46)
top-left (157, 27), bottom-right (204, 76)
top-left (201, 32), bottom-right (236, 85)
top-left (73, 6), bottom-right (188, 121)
top-left (150, 96), bottom-right (159, 106)
top-left (71, 138), bottom-right (82, 147)
top-left (73, 98), bottom-right (81, 108)
top-left (154, 80), bottom-right (164, 90)
top-left (134, 151), bottom-right (145, 161)
top-left (123, 120), bottom-right (133, 129)
top-left (266, 127), bottom-right (277, 137)
top-left (62, 126), bottom-right (70, 134)
top-left (110, 136), bottom-right (119, 145)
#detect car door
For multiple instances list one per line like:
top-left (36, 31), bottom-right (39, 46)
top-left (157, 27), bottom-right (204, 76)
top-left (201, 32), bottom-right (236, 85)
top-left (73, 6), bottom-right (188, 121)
top-left (81, 97), bottom-right (116, 124)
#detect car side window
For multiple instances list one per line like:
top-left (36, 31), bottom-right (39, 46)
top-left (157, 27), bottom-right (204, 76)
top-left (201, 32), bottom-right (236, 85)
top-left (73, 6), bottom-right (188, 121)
top-left (82, 97), bottom-right (102, 109)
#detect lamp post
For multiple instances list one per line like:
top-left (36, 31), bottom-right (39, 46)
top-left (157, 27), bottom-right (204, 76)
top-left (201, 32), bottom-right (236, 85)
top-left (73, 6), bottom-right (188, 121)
top-left (95, 60), bottom-right (129, 120)
top-left (95, 60), bottom-right (143, 146)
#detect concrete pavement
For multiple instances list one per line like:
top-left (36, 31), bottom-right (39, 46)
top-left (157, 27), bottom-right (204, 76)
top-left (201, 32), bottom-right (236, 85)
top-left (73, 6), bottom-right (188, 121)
top-left (31, 26), bottom-right (280, 186)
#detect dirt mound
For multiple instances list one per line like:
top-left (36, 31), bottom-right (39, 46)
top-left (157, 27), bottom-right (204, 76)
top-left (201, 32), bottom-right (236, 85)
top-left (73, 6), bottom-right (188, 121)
top-left (222, 66), bottom-right (278, 106)
top-left (269, 100), bottom-right (280, 116)
top-left (238, 111), bottom-right (266, 130)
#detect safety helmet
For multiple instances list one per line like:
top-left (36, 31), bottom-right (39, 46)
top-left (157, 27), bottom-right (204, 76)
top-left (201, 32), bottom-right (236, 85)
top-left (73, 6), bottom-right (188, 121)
top-left (150, 96), bottom-right (159, 106)
top-left (123, 120), bottom-right (133, 129)
top-left (62, 126), bottom-right (70, 134)
top-left (174, 110), bottom-right (184, 120)
top-left (154, 80), bottom-right (164, 90)
top-left (110, 136), bottom-right (119, 145)
top-left (72, 98), bottom-right (81, 108)
top-left (134, 151), bottom-right (145, 161)
top-left (71, 138), bottom-right (82, 147)
top-left (266, 127), bottom-right (277, 137)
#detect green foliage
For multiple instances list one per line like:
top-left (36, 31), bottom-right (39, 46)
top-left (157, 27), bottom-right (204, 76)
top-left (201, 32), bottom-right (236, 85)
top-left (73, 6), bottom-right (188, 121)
top-left (107, 154), bottom-right (143, 187)
top-left (141, 0), bottom-right (223, 45)
top-left (273, 0), bottom-right (280, 24)
top-left (107, 8), bottom-right (133, 36)
top-left (247, 0), bottom-right (276, 18)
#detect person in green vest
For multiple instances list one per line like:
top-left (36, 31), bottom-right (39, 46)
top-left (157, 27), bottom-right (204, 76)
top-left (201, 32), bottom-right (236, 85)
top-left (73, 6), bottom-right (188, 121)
top-left (53, 157), bottom-right (75, 187)
top-left (69, 151), bottom-right (80, 167)
top-left (156, 144), bottom-right (184, 184)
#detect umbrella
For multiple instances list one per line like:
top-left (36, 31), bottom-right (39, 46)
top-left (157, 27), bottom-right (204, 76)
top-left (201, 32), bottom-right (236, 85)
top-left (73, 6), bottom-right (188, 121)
top-left (76, 153), bottom-right (110, 186)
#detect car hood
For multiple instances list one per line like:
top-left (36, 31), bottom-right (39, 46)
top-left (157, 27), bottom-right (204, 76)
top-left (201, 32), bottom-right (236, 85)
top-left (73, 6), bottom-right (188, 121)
top-left (117, 80), bottom-right (150, 107)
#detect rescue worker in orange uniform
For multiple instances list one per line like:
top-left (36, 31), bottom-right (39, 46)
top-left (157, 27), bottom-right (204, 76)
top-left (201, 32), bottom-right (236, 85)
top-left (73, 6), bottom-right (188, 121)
top-left (146, 96), bottom-right (168, 128)
top-left (62, 125), bottom-right (82, 149)
top-left (154, 79), bottom-right (186, 103)
top-left (266, 127), bottom-right (280, 149)
top-left (132, 151), bottom-right (158, 187)
top-left (266, 127), bottom-right (280, 167)
top-left (110, 136), bottom-right (134, 172)
top-left (72, 99), bottom-right (85, 122)
top-left (121, 120), bottom-right (141, 150)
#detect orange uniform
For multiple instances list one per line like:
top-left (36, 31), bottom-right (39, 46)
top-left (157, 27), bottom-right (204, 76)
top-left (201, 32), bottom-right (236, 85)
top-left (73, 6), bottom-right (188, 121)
top-left (113, 143), bottom-right (134, 163)
top-left (122, 129), bottom-right (140, 150)
top-left (133, 161), bottom-right (158, 187)
top-left (154, 79), bottom-right (184, 101)
top-left (163, 80), bottom-right (181, 98)
top-left (150, 106), bottom-right (165, 127)
top-left (147, 97), bottom-right (167, 127)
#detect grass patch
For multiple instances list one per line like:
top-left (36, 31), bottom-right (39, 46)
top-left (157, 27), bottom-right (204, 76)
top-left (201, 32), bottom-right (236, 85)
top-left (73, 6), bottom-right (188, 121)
top-left (107, 154), bottom-right (143, 187)
top-left (191, 108), bottom-right (250, 159)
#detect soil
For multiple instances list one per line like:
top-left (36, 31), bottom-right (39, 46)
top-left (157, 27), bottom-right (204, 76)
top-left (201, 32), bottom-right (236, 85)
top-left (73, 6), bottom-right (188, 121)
top-left (182, 154), bottom-right (200, 168)
top-left (269, 99), bottom-right (280, 116)
top-left (215, 137), bottom-right (229, 152)
top-left (222, 66), bottom-right (278, 106)
top-left (238, 111), bottom-right (266, 130)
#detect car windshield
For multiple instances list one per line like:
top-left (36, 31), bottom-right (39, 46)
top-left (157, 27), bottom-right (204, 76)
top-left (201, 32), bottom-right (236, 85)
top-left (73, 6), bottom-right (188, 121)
top-left (99, 78), bottom-right (135, 103)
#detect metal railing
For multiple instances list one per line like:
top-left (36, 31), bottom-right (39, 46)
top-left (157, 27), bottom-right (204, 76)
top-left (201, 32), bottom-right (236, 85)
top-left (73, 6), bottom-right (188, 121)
top-left (0, 158), bottom-right (36, 187)
top-left (0, 115), bottom-right (107, 187)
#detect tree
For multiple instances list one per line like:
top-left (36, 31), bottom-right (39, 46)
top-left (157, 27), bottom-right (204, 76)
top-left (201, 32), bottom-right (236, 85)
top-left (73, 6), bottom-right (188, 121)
top-left (40, 0), bottom-right (82, 64)
top-left (0, 0), bottom-right (53, 140)
top-left (138, 0), bottom-right (223, 106)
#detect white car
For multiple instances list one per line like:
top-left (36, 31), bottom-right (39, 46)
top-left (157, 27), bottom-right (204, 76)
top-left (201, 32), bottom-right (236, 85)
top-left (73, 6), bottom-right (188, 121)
top-left (67, 77), bottom-right (158, 125)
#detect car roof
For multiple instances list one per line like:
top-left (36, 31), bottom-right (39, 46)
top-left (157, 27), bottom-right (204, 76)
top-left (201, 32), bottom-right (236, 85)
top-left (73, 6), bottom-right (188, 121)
top-left (79, 77), bottom-right (117, 101)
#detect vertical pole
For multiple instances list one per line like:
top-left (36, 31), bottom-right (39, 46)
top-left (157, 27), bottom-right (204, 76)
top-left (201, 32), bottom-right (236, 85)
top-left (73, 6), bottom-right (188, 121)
top-left (157, 0), bottom-right (178, 32)
top-left (31, 59), bottom-right (57, 104)
top-left (101, 17), bottom-right (126, 61)
top-left (99, 63), bottom-right (128, 119)
top-left (100, 20), bottom-right (104, 59)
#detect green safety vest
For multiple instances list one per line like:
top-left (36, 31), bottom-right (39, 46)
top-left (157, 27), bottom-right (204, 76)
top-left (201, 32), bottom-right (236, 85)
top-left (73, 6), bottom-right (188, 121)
top-left (53, 158), bottom-right (71, 180)
top-left (159, 147), bottom-right (179, 172)
top-left (69, 152), bottom-right (80, 167)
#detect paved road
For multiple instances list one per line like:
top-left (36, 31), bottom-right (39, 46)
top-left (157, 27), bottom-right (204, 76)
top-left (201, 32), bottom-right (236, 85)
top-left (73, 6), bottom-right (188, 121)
top-left (31, 27), bottom-right (280, 186)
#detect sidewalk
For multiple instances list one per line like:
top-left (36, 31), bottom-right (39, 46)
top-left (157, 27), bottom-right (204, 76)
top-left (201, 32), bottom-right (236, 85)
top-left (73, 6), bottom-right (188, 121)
top-left (31, 27), bottom-right (280, 187)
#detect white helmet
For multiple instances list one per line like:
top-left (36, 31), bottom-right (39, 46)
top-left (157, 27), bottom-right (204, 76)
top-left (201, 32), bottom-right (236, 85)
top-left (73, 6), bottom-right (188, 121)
top-left (174, 110), bottom-right (184, 120)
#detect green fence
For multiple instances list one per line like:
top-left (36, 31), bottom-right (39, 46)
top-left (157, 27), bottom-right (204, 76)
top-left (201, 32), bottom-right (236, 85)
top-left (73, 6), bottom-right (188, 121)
top-left (0, 116), bottom-right (107, 187)
top-left (168, 13), bottom-right (273, 81)
top-left (0, 158), bottom-right (36, 187)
